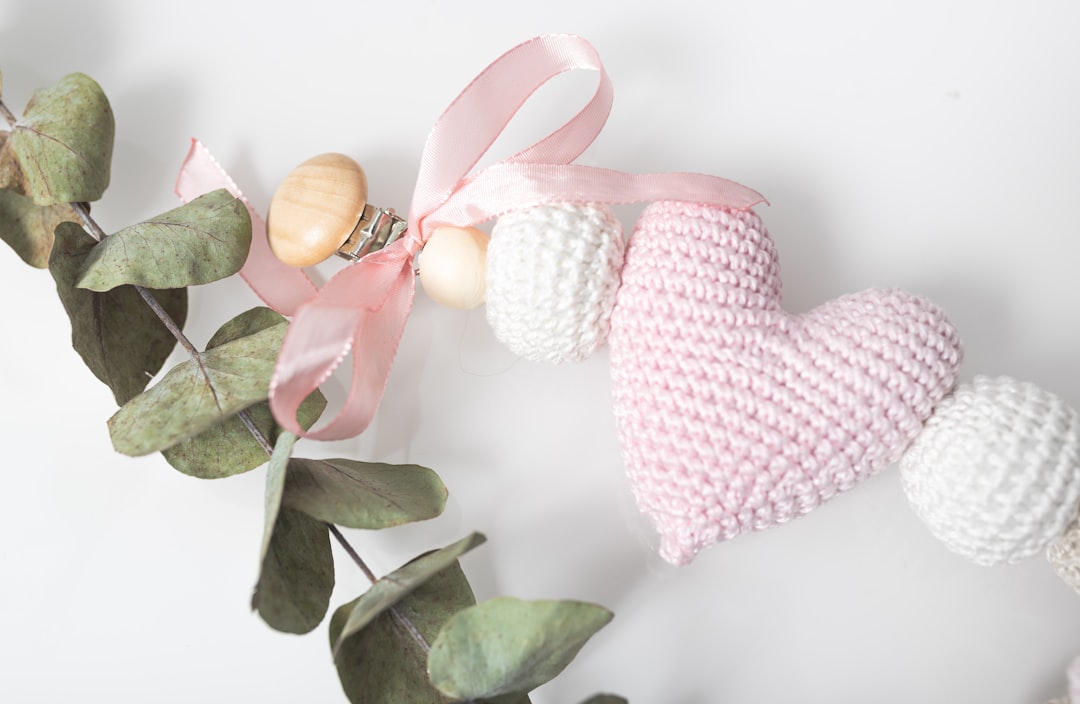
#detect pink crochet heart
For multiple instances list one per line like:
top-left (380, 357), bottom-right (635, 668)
top-left (609, 201), bottom-right (962, 565)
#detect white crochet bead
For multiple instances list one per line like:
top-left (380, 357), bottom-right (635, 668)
top-left (1047, 515), bottom-right (1080, 595)
top-left (899, 376), bottom-right (1080, 566)
top-left (486, 203), bottom-right (624, 363)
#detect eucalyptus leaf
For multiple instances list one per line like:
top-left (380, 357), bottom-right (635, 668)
top-left (162, 398), bottom-right (325, 479)
top-left (260, 430), bottom-right (297, 563)
top-left (0, 188), bottom-right (79, 267)
top-left (428, 598), bottom-right (614, 700)
top-left (161, 308), bottom-right (326, 478)
top-left (333, 532), bottom-right (486, 655)
top-left (330, 562), bottom-right (476, 704)
top-left (578, 696), bottom-right (627, 704)
top-left (251, 430), bottom-right (335, 632)
top-left (107, 321), bottom-right (287, 455)
top-left (205, 306), bottom-right (284, 349)
top-left (75, 189), bottom-right (251, 291)
top-left (251, 507), bottom-right (334, 634)
top-left (283, 458), bottom-right (447, 529)
top-left (0, 72), bottom-right (113, 204)
top-left (49, 222), bottom-right (186, 405)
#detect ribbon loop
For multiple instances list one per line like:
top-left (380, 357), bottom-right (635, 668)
top-left (180, 34), bottom-right (767, 442)
top-left (409, 34), bottom-right (612, 219)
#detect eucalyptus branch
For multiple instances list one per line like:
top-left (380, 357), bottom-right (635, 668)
top-left (328, 523), bottom-right (430, 651)
top-left (218, 284), bottom-right (428, 646)
top-left (71, 200), bottom-right (220, 404)
top-left (6, 84), bottom-right (382, 602)
top-left (80, 177), bottom-right (417, 642)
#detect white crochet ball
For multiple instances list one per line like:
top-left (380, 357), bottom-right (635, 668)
top-left (486, 203), bottom-right (624, 363)
top-left (899, 376), bottom-right (1080, 566)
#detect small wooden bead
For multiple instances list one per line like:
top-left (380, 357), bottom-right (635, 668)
top-left (267, 153), bottom-right (368, 267)
top-left (419, 226), bottom-right (489, 309)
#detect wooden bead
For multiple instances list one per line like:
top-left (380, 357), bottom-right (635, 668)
top-left (419, 226), bottom-right (489, 309)
top-left (267, 153), bottom-right (368, 267)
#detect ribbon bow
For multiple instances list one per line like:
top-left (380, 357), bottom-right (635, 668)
top-left (177, 34), bottom-right (766, 441)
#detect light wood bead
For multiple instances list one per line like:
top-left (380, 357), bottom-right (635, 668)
top-left (267, 153), bottom-right (368, 267)
top-left (419, 226), bottom-right (489, 309)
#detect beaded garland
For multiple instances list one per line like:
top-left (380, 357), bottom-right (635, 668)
top-left (484, 197), bottom-right (1080, 575)
top-left (193, 33), bottom-right (1080, 700)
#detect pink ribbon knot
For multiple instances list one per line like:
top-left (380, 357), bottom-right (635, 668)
top-left (176, 34), bottom-right (766, 441)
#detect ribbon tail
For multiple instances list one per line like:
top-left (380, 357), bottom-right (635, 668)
top-left (269, 248), bottom-right (416, 441)
top-left (175, 139), bottom-right (318, 315)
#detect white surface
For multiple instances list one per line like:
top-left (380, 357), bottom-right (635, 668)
top-left (2, 1), bottom-right (1079, 702)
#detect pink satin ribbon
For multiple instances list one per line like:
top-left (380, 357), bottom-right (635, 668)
top-left (177, 34), bottom-right (766, 441)
top-left (174, 140), bottom-right (317, 315)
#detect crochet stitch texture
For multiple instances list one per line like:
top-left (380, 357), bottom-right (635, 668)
top-left (901, 376), bottom-right (1080, 566)
top-left (487, 203), bottom-right (624, 363)
top-left (609, 201), bottom-right (963, 565)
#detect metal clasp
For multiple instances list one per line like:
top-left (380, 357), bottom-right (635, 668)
top-left (336, 204), bottom-right (408, 262)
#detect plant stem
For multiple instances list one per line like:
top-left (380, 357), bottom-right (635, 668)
top-left (255, 427), bottom-right (435, 652)
top-left (237, 409), bottom-right (274, 456)
top-left (72, 202), bottom-right (105, 241)
top-left (391, 606), bottom-right (432, 654)
top-left (326, 523), bottom-right (429, 651)
top-left (72, 202), bottom-right (219, 402)
top-left (0, 98), bottom-right (17, 126)
top-left (134, 284), bottom-right (204, 360)
top-left (328, 524), bottom-right (378, 584)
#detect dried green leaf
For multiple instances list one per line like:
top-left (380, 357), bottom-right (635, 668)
top-left (260, 430), bottom-right (297, 563)
top-left (330, 562), bottom-right (475, 704)
top-left (578, 696), bottom-right (628, 704)
top-left (0, 142), bottom-right (29, 191)
top-left (75, 189), bottom-right (251, 291)
top-left (49, 222), bottom-right (186, 405)
top-left (161, 308), bottom-right (326, 478)
top-left (284, 459), bottom-right (447, 529)
top-left (251, 430), bottom-right (335, 633)
top-left (428, 598), bottom-right (614, 700)
top-left (0, 73), bottom-right (113, 204)
top-left (0, 188), bottom-right (79, 267)
top-left (162, 398), bottom-right (325, 479)
top-left (205, 306), bottom-right (284, 349)
top-left (107, 321), bottom-right (286, 455)
top-left (331, 559), bottom-right (530, 704)
top-left (333, 533), bottom-right (486, 656)
top-left (252, 507), bottom-right (334, 634)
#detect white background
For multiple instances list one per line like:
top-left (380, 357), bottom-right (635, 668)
top-left (2, 1), bottom-right (1080, 702)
